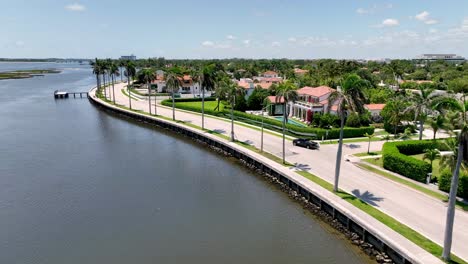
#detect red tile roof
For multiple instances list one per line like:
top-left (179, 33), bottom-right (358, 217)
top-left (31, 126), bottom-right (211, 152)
top-left (267, 96), bottom-right (284, 104)
top-left (297, 86), bottom-right (335, 97)
top-left (237, 81), bottom-right (251, 89)
top-left (365, 104), bottom-right (386, 111)
top-left (294, 68), bottom-right (308, 74)
top-left (262, 77), bottom-right (283, 83)
top-left (257, 82), bottom-right (273, 89)
top-left (263, 70), bottom-right (278, 75)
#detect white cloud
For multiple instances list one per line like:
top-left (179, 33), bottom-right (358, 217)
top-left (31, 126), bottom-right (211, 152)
top-left (415, 11), bottom-right (430, 21)
top-left (382, 18), bottom-right (399, 26)
top-left (202, 41), bottom-right (214, 47)
top-left (65, 3), bottom-right (86, 11)
top-left (425, 19), bottom-right (438, 25)
top-left (385, 3), bottom-right (393, 9)
top-left (226, 35), bottom-right (236, 40)
top-left (288, 37), bottom-right (297, 42)
top-left (243, 39), bottom-right (251, 46)
top-left (415, 11), bottom-right (439, 25)
top-left (15, 40), bottom-right (25, 47)
top-left (429, 28), bottom-right (438, 34)
top-left (271, 41), bottom-right (281, 47)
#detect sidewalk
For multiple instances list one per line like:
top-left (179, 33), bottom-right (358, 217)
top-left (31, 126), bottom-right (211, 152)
top-left (105, 83), bottom-right (468, 261)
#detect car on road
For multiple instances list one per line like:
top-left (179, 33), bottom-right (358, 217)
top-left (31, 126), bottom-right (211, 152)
top-left (292, 138), bottom-right (320, 149)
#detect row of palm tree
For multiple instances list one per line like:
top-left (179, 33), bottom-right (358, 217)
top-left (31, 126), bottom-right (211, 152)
top-left (91, 58), bottom-right (132, 105)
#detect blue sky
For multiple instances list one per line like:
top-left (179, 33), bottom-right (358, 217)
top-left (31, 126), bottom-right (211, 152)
top-left (1, 0), bottom-right (468, 59)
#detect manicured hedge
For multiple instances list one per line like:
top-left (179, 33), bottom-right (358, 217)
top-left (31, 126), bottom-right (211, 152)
top-left (439, 170), bottom-right (468, 199)
top-left (162, 99), bottom-right (375, 139)
top-left (382, 140), bottom-right (436, 183)
top-left (168, 97), bottom-right (216, 102)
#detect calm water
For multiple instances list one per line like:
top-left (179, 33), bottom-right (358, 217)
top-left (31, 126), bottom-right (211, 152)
top-left (0, 62), bottom-right (369, 264)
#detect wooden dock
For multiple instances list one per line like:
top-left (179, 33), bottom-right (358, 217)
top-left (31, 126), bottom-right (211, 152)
top-left (54, 90), bottom-right (88, 99)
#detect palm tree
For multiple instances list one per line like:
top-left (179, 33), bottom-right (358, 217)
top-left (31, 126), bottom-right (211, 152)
top-left (434, 95), bottom-right (468, 261)
top-left (429, 115), bottom-right (448, 140)
top-left (405, 85), bottom-right (439, 140)
top-left (124, 61), bottom-right (136, 110)
top-left (276, 81), bottom-right (299, 164)
top-left (118, 60), bottom-right (125, 82)
top-left (106, 59), bottom-right (113, 100)
top-left (223, 79), bottom-right (245, 142)
top-left (139, 68), bottom-right (157, 115)
top-left (109, 62), bottom-right (120, 104)
top-left (192, 66), bottom-right (215, 130)
top-left (101, 60), bottom-right (109, 100)
top-left (328, 74), bottom-right (369, 192)
top-left (423, 148), bottom-right (441, 179)
top-left (381, 96), bottom-right (409, 136)
top-left (91, 58), bottom-right (102, 94)
top-left (165, 72), bottom-right (182, 121)
top-left (365, 132), bottom-right (375, 154)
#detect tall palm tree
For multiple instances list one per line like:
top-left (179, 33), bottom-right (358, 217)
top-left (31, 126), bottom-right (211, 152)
top-left (405, 85), bottom-right (439, 140)
top-left (328, 74), bottom-right (369, 192)
top-left (434, 95), bottom-right (468, 261)
top-left (165, 72), bottom-right (182, 121)
top-left (106, 59), bottom-right (113, 100)
top-left (139, 68), bottom-right (157, 115)
top-left (191, 68), bottom-right (205, 128)
top-left (124, 61), bottom-right (136, 110)
top-left (118, 60), bottom-right (125, 82)
top-left (101, 60), bottom-right (109, 100)
top-left (192, 66), bottom-right (216, 130)
top-left (276, 81), bottom-right (299, 164)
top-left (223, 79), bottom-right (245, 142)
top-left (91, 58), bottom-right (102, 93)
top-left (109, 62), bottom-right (120, 104)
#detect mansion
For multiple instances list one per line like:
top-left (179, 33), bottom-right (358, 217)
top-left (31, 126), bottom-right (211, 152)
top-left (287, 85), bottom-right (385, 123)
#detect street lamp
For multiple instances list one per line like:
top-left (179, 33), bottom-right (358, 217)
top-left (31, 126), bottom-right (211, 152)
top-left (260, 103), bottom-right (271, 153)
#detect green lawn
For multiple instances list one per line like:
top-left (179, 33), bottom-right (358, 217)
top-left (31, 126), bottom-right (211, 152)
top-left (410, 154), bottom-right (441, 180)
top-left (320, 136), bottom-right (383, 145)
top-left (354, 151), bottom-right (382, 157)
top-left (176, 101), bottom-right (224, 111)
top-left (364, 156), bottom-right (384, 167)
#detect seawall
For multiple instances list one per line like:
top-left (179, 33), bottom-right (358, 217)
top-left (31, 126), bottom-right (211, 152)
top-left (88, 87), bottom-right (443, 264)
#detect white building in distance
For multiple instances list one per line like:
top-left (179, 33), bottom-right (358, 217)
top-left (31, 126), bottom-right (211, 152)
top-left (120, 55), bottom-right (137, 61)
top-left (416, 54), bottom-right (465, 63)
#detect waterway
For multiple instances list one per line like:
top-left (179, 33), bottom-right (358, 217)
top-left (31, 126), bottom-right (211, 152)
top-left (0, 62), bottom-right (371, 264)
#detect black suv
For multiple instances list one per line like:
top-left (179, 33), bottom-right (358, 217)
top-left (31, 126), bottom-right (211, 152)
top-left (292, 138), bottom-right (320, 149)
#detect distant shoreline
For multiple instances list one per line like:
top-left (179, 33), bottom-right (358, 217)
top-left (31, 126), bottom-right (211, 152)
top-left (0, 69), bottom-right (61, 80)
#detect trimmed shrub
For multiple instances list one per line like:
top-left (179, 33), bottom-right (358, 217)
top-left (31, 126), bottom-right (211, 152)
top-left (439, 170), bottom-right (468, 199)
top-left (382, 140), bottom-right (436, 182)
top-left (169, 97), bottom-right (216, 103)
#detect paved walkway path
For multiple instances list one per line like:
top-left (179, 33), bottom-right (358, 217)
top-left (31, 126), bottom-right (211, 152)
top-left (104, 83), bottom-right (468, 261)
